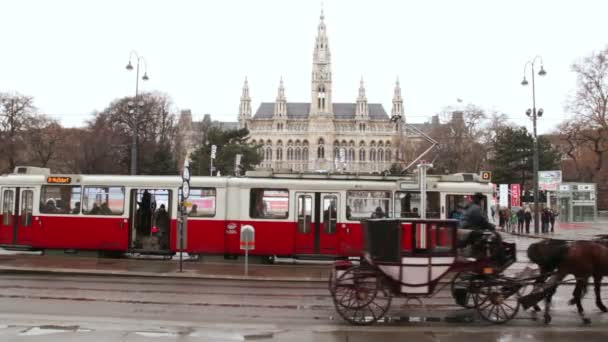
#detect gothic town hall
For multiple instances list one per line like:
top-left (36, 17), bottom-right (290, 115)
top-left (238, 11), bottom-right (408, 173)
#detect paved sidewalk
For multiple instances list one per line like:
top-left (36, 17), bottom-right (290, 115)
top-left (499, 220), bottom-right (608, 241)
top-left (0, 254), bottom-right (331, 282)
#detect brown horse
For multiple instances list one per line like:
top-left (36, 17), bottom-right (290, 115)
top-left (526, 239), bottom-right (608, 324)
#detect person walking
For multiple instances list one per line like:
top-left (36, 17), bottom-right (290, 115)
top-left (549, 208), bottom-right (558, 232)
top-left (540, 207), bottom-right (549, 233)
top-left (498, 207), bottom-right (506, 231)
top-left (516, 208), bottom-right (525, 234)
top-left (524, 207), bottom-right (532, 234)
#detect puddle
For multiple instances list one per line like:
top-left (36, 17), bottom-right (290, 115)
top-left (134, 331), bottom-right (179, 338)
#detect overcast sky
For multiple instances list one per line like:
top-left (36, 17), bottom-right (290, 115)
top-left (2, 0), bottom-right (607, 134)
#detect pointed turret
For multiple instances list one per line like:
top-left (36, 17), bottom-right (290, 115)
top-left (356, 77), bottom-right (368, 118)
top-left (310, 9), bottom-right (333, 115)
top-left (238, 77), bottom-right (252, 129)
top-left (274, 77), bottom-right (287, 118)
top-left (391, 77), bottom-right (404, 120)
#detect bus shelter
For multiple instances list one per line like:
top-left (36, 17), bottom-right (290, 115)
top-left (555, 182), bottom-right (596, 223)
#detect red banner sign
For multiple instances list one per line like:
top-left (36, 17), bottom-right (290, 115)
top-left (510, 184), bottom-right (521, 207)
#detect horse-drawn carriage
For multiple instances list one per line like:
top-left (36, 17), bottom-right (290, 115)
top-left (329, 218), bottom-right (521, 325)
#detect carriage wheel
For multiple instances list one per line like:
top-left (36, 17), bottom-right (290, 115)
top-left (332, 265), bottom-right (392, 325)
top-left (451, 272), bottom-right (476, 309)
top-left (472, 278), bottom-right (520, 324)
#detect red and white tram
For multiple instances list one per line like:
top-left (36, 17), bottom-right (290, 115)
top-left (0, 166), bottom-right (492, 259)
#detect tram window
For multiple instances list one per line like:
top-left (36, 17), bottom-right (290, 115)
top-left (346, 190), bottom-right (391, 220)
top-left (395, 191), bottom-right (440, 219)
top-left (323, 195), bottom-right (338, 234)
top-left (21, 190), bottom-right (33, 227)
top-left (297, 195), bottom-right (312, 233)
top-left (179, 188), bottom-right (216, 217)
top-left (2, 190), bottom-right (14, 225)
top-left (249, 188), bottom-right (289, 219)
top-left (82, 187), bottom-right (125, 215)
top-left (40, 185), bottom-right (81, 215)
top-left (446, 195), bottom-right (469, 220)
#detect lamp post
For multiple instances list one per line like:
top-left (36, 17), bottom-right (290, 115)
top-left (521, 56), bottom-right (547, 233)
top-left (125, 51), bottom-right (149, 175)
top-left (390, 114), bottom-right (405, 172)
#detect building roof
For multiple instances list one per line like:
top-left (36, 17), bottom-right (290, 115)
top-left (252, 102), bottom-right (389, 120)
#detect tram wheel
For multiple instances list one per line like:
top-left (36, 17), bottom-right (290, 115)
top-left (451, 271), bottom-right (476, 309)
top-left (331, 265), bottom-right (392, 325)
top-left (473, 278), bottom-right (520, 324)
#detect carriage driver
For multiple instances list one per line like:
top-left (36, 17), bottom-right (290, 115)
top-left (459, 193), bottom-right (495, 232)
top-left (457, 193), bottom-right (503, 260)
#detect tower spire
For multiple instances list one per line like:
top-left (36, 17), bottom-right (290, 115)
top-left (356, 77), bottom-right (368, 118)
top-left (275, 77), bottom-right (287, 118)
top-left (392, 76), bottom-right (404, 118)
top-left (310, 9), bottom-right (332, 116)
top-left (238, 77), bottom-right (252, 129)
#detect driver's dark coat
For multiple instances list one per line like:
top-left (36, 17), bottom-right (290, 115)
top-left (459, 202), bottom-right (495, 231)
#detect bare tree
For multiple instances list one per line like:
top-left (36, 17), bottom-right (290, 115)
top-left (0, 92), bottom-right (36, 172)
top-left (25, 115), bottom-right (63, 167)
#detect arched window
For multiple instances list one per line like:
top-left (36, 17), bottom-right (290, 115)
top-left (276, 147), bottom-right (283, 161)
top-left (317, 85), bottom-right (326, 110)
top-left (303, 148), bottom-right (309, 161)
top-left (265, 147), bottom-right (272, 161)
top-left (287, 147), bottom-right (293, 161)
top-left (359, 148), bottom-right (366, 161)
top-left (378, 149), bottom-right (384, 162)
top-left (295, 147), bottom-right (301, 160)
top-left (386, 149), bottom-right (392, 162)
top-left (348, 148), bottom-right (355, 161)
top-left (317, 138), bottom-right (325, 159)
top-left (333, 147), bottom-right (339, 160)
top-left (370, 148), bottom-right (376, 161)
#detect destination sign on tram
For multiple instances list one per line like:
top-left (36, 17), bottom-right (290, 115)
top-left (47, 176), bottom-right (72, 184)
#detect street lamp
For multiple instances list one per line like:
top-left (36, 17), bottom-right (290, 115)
top-left (521, 55), bottom-right (547, 233)
top-left (125, 50), bottom-right (149, 175)
top-left (390, 114), bottom-right (405, 172)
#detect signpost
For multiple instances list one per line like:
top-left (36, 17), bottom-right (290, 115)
top-left (240, 225), bottom-right (255, 276)
top-left (210, 144), bottom-right (217, 176)
top-left (179, 159), bottom-right (191, 272)
top-left (234, 154), bottom-right (243, 176)
top-left (417, 160), bottom-right (432, 248)
top-left (510, 184), bottom-right (521, 207)
top-left (499, 184), bottom-right (509, 208)
top-left (539, 170), bottom-right (562, 191)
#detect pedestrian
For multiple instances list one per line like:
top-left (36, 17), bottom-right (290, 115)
top-left (550, 208), bottom-right (558, 232)
top-left (524, 207), bottom-right (532, 234)
top-left (517, 208), bottom-right (525, 234)
top-left (498, 207), bottom-right (505, 231)
top-left (540, 207), bottom-right (549, 233)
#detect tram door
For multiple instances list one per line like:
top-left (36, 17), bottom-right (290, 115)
top-left (295, 192), bottom-right (339, 255)
top-left (0, 187), bottom-right (34, 245)
top-left (129, 189), bottom-right (172, 251)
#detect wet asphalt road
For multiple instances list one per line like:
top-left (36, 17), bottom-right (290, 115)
top-left (0, 271), bottom-right (607, 341)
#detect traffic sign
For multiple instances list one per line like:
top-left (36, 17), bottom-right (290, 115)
top-left (182, 180), bottom-right (190, 200)
top-left (182, 160), bottom-right (191, 181)
top-left (480, 171), bottom-right (492, 182)
top-left (211, 145), bottom-right (217, 159)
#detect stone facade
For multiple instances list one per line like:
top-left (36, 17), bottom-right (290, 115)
top-left (239, 11), bottom-right (410, 173)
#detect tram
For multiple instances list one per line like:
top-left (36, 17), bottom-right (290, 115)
top-left (0, 166), bottom-right (492, 259)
